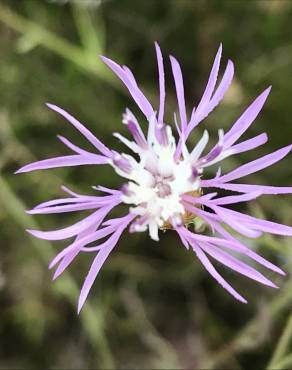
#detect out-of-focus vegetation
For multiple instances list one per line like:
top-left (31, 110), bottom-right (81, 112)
top-left (1, 0), bottom-right (292, 369)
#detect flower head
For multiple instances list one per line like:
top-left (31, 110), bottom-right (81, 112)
top-left (17, 43), bottom-right (292, 312)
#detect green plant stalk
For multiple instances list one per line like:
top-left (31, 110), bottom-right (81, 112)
top-left (0, 4), bottom-right (116, 86)
top-left (0, 174), bottom-right (115, 369)
top-left (267, 314), bottom-right (292, 369)
top-left (201, 280), bottom-right (292, 369)
top-left (270, 353), bottom-right (292, 370)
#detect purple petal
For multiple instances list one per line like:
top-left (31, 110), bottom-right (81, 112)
top-left (192, 44), bottom-right (222, 123)
top-left (78, 232), bottom-right (120, 313)
top-left (183, 191), bottom-right (261, 209)
top-left (209, 191), bottom-right (262, 205)
top-left (170, 55), bottom-right (187, 131)
top-left (78, 214), bottom-right (134, 312)
top-left (28, 201), bottom-right (107, 215)
top-left (212, 206), bottom-right (262, 238)
top-left (230, 133), bottom-right (268, 155)
top-left (46, 104), bottom-right (113, 157)
top-left (187, 59), bottom-right (234, 134)
top-left (200, 242), bottom-right (277, 288)
top-left (202, 182), bottom-right (292, 195)
top-left (16, 154), bottom-right (108, 173)
top-left (123, 109), bottom-right (147, 149)
top-left (28, 205), bottom-right (117, 241)
top-left (191, 243), bottom-right (247, 303)
top-left (48, 224), bottom-right (117, 269)
top-left (101, 56), bottom-right (154, 120)
top-left (217, 144), bottom-right (292, 183)
top-left (52, 222), bottom-right (101, 280)
top-left (93, 185), bottom-right (121, 195)
top-left (223, 87), bottom-right (271, 148)
top-left (218, 207), bottom-right (292, 236)
top-left (155, 42), bottom-right (165, 123)
top-left (206, 59), bottom-right (234, 115)
top-left (53, 249), bottom-right (80, 280)
top-left (57, 135), bottom-right (95, 156)
top-left (196, 211), bottom-right (285, 276)
top-left (34, 197), bottom-right (97, 209)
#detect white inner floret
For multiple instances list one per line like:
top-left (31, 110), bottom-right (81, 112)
top-left (111, 116), bottom-right (202, 241)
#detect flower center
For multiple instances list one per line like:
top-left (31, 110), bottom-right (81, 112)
top-left (154, 175), bottom-right (174, 198)
top-left (161, 189), bottom-right (202, 230)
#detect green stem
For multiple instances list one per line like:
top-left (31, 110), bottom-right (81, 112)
top-left (201, 282), bottom-right (292, 369)
top-left (267, 314), bottom-right (292, 369)
top-left (0, 174), bottom-right (115, 369)
top-left (270, 353), bottom-right (292, 370)
top-left (0, 4), bottom-right (116, 85)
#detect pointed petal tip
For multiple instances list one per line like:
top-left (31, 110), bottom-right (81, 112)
top-left (77, 299), bottom-right (85, 314)
top-left (26, 229), bottom-right (38, 237)
top-left (100, 55), bottom-right (111, 65)
top-left (227, 59), bottom-right (234, 70)
top-left (154, 41), bottom-right (162, 52)
top-left (262, 85), bottom-right (272, 97)
top-left (277, 267), bottom-right (286, 276)
top-left (169, 55), bottom-right (177, 64)
top-left (45, 102), bottom-right (56, 110)
top-left (52, 269), bottom-right (63, 281)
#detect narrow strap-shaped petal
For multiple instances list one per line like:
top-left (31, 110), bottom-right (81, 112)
top-left (191, 242), bottom-right (247, 303)
top-left (196, 210), bottom-right (285, 275)
top-left (212, 205), bottom-right (262, 238)
top-left (187, 59), bottom-right (234, 134)
top-left (192, 44), bottom-right (222, 122)
top-left (223, 87), bottom-right (271, 148)
top-left (216, 144), bottom-right (292, 183)
top-left (48, 223), bottom-right (118, 269)
top-left (52, 222), bottom-right (99, 280)
top-left (201, 181), bottom-right (292, 195)
top-left (122, 65), bottom-right (138, 86)
top-left (34, 194), bottom-right (119, 209)
top-left (28, 201), bottom-right (109, 215)
top-left (155, 42), bottom-right (165, 123)
top-left (113, 132), bottom-right (140, 153)
top-left (190, 130), bottom-right (209, 162)
top-left (28, 205), bottom-right (117, 241)
top-left (202, 132), bottom-right (268, 169)
top-left (93, 185), bottom-right (122, 195)
top-left (206, 191), bottom-right (261, 205)
top-left (57, 135), bottom-right (95, 156)
top-left (34, 196), bottom-right (98, 209)
top-left (46, 104), bottom-right (113, 157)
top-left (53, 248), bottom-right (80, 281)
top-left (182, 226), bottom-right (246, 249)
top-left (101, 56), bottom-right (154, 120)
top-left (229, 133), bottom-right (268, 155)
top-left (170, 55), bottom-right (187, 131)
top-left (78, 231), bottom-right (122, 313)
top-left (205, 59), bottom-right (234, 116)
top-left (183, 191), bottom-right (261, 206)
top-left (216, 206), bottom-right (292, 236)
top-left (78, 214), bottom-right (135, 312)
top-left (16, 154), bottom-right (108, 173)
top-left (200, 242), bottom-right (277, 288)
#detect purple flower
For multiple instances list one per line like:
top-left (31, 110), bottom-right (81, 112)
top-left (17, 43), bottom-right (292, 312)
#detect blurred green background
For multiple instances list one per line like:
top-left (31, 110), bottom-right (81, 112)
top-left (1, 0), bottom-right (292, 369)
